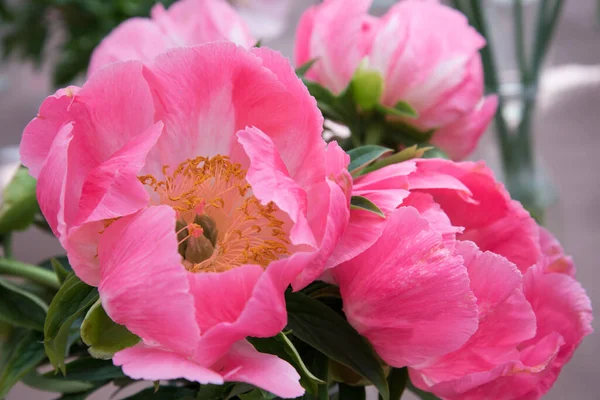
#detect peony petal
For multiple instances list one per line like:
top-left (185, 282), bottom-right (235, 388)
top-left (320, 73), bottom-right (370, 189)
top-left (36, 122), bottom-right (74, 237)
top-left (192, 258), bottom-right (292, 366)
top-left (334, 207), bottom-right (478, 367)
top-left (296, 0), bottom-right (374, 94)
top-left (20, 87), bottom-right (78, 178)
top-left (218, 340), bottom-right (304, 398)
top-left (113, 344), bottom-right (223, 384)
top-left (237, 126), bottom-right (315, 248)
top-left (98, 206), bottom-right (200, 356)
top-left (538, 227), bottom-right (575, 276)
top-left (431, 95), bottom-right (498, 160)
top-left (88, 18), bottom-right (173, 75)
top-left (76, 122), bottom-right (163, 225)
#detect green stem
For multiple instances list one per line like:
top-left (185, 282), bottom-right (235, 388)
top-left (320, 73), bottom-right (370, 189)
top-left (1, 234), bottom-right (13, 259)
top-left (0, 258), bottom-right (60, 289)
top-left (513, 0), bottom-right (529, 85)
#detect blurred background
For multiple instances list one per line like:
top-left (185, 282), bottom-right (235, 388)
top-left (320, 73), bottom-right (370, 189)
top-left (1, 0), bottom-right (598, 398)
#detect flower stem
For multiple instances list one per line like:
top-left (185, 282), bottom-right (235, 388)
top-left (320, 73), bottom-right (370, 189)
top-left (0, 258), bottom-right (60, 290)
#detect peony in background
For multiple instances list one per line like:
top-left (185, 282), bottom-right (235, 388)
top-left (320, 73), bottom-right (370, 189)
top-left (0, 0), bottom-right (598, 399)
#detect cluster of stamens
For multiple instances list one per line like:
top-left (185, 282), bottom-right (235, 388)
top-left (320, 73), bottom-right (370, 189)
top-left (139, 155), bottom-right (290, 273)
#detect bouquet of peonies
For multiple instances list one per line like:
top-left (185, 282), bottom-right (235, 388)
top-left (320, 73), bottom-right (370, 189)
top-left (0, 0), bottom-right (592, 399)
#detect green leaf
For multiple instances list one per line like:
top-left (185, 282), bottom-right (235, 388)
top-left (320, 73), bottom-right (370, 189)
top-left (80, 300), bottom-right (140, 359)
top-left (0, 277), bottom-right (48, 330)
top-left (0, 167), bottom-right (38, 234)
top-left (0, 330), bottom-right (46, 398)
top-left (52, 358), bottom-right (125, 382)
top-left (44, 273), bottom-right (99, 375)
top-left (197, 383), bottom-right (232, 400)
top-left (22, 371), bottom-right (95, 394)
top-left (350, 196), bottom-right (385, 218)
top-left (375, 101), bottom-right (418, 119)
top-left (125, 386), bottom-right (197, 399)
top-left (386, 368), bottom-right (408, 400)
top-left (239, 389), bottom-right (276, 400)
top-left (406, 380), bottom-right (440, 400)
top-left (361, 145), bottom-right (433, 175)
top-left (347, 145), bottom-right (393, 174)
top-left (51, 259), bottom-right (70, 284)
top-left (339, 383), bottom-right (366, 400)
top-left (296, 59), bottom-right (317, 77)
top-left (285, 292), bottom-right (389, 400)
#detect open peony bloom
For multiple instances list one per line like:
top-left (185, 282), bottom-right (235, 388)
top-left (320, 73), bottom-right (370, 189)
top-left (295, 0), bottom-right (497, 160)
top-left (20, 43), bottom-right (352, 397)
top-left (330, 159), bottom-right (592, 398)
top-left (88, 0), bottom-right (256, 75)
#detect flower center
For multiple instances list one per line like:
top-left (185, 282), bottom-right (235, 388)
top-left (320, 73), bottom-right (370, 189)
top-left (139, 155), bottom-right (290, 273)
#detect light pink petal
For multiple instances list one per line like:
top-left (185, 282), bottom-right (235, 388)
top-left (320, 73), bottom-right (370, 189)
top-left (76, 122), bottom-right (163, 225)
top-left (249, 46), bottom-right (327, 185)
top-left (295, 0), bottom-right (374, 94)
top-left (88, 18), bottom-right (173, 75)
top-left (373, 1), bottom-right (484, 112)
top-left (63, 221), bottom-right (104, 286)
top-left (191, 258), bottom-right (295, 366)
top-left (431, 95), bottom-right (497, 160)
top-left (36, 123), bottom-right (74, 238)
top-left (98, 206), bottom-right (200, 356)
top-left (218, 340), bottom-right (304, 398)
top-left (237, 126), bottom-right (315, 248)
top-left (153, 0), bottom-right (254, 47)
top-left (20, 87), bottom-right (78, 178)
top-left (333, 207), bottom-right (478, 367)
top-left (113, 344), bottom-right (223, 384)
top-left (142, 43), bottom-right (324, 180)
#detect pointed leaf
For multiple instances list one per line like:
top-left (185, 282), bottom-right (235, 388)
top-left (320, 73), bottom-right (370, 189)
top-left (22, 371), bottom-right (95, 394)
top-left (285, 292), bottom-right (389, 400)
top-left (362, 146), bottom-right (433, 175)
top-left (51, 358), bottom-right (125, 382)
top-left (376, 101), bottom-right (418, 118)
top-left (51, 258), bottom-right (70, 284)
top-left (44, 273), bottom-right (99, 375)
top-left (347, 146), bottom-right (393, 174)
top-left (350, 196), bottom-right (385, 218)
top-left (296, 59), bottom-right (317, 77)
top-left (0, 277), bottom-right (48, 330)
top-left (0, 330), bottom-right (46, 398)
top-left (386, 368), bottom-right (408, 400)
top-left (80, 300), bottom-right (140, 359)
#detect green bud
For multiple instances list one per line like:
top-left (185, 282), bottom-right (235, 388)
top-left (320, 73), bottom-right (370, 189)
top-left (351, 62), bottom-right (384, 111)
top-left (0, 167), bottom-right (38, 234)
top-left (194, 214), bottom-right (218, 246)
top-left (185, 234), bottom-right (215, 264)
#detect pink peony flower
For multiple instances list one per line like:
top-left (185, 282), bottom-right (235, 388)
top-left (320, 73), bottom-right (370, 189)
top-left (295, 0), bottom-right (497, 160)
top-left (330, 159), bottom-right (592, 399)
top-left (88, 0), bottom-right (255, 75)
top-left (20, 43), bottom-right (352, 397)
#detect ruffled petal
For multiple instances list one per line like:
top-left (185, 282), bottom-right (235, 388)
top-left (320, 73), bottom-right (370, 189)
top-left (333, 207), bottom-right (478, 367)
top-left (98, 206), bottom-right (200, 356)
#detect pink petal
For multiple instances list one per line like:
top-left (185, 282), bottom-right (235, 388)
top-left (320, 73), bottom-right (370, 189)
top-left (237, 126), bottom-right (314, 248)
top-left (538, 227), bottom-right (575, 276)
top-left (76, 122), bottom-right (163, 225)
top-left (333, 207), bottom-right (478, 367)
top-left (192, 258), bottom-right (292, 366)
top-left (431, 95), bottom-right (498, 160)
top-left (20, 87), bottom-right (78, 178)
top-left (218, 340), bottom-right (304, 398)
top-left (295, 0), bottom-right (374, 94)
top-left (63, 221), bottom-right (104, 286)
top-left (88, 18), bottom-right (172, 75)
top-left (113, 344), bottom-right (223, 384)
top-left (411, 241), bottom-right (536, 388)
top-left (36, 122), bottom-right (74, 237)
top-left (401, 192), bottom-right (463, 244)
top-left (98, 206), bottom-right (200, 356)
top-left (152, 0), bottom-right (254, 48)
